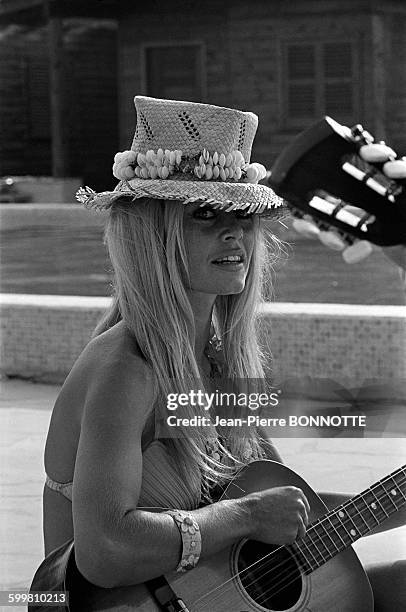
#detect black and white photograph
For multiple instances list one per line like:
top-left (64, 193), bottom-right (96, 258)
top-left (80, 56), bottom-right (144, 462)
top-left (0, 1), bottom-right (405, 610)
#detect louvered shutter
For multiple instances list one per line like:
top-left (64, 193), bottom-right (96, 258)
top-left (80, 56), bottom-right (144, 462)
top-left (284, 40), bottom-right (359, 126)
top-left (286, 44), bottom-right (316, 118)
top-left (323, 42), bottom-right (354, 116)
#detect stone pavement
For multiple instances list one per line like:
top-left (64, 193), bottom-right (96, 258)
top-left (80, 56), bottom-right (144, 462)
top-left (0, 378), bottom-right (405, 605)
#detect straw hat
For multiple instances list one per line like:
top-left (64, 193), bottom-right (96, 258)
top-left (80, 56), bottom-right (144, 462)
top-left (76, 96), bottom-right (285, 216)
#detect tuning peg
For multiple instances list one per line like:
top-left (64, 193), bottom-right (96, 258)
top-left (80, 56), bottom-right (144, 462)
top-left (383, 159), bottom-right (406, 178)
top-left (292, 218), bottom-right (320, 238)
top-left (342, 241), bottom-right (373, 264)
top-left (318, 231), bottom-right (346, 250)
top-left (359, 143), bottom-right (396, 162)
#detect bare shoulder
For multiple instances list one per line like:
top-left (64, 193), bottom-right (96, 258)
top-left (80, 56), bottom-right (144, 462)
top-left (45, 322), bottom-right (155, 478)
top-left (76, 321), bottom-right (156, 420)
top-left (74, 319), bottom-right (139, 366)
top-left (54, 321), bottom-right (154, 410)
top-left (73, 323), bottom-right (157, 516)
top-left (80, 321), bottom-right (151, 379)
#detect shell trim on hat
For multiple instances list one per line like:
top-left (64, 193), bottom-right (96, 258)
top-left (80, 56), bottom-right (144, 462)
top-left (112, 147), bottom-right (267, 184)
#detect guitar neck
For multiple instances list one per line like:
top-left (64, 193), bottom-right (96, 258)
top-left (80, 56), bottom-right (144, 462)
top-left (290, 465), bottom-right (406, 574)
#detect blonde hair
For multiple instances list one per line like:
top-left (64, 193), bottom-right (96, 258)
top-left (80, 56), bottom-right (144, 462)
top-left (93, 197), bottom-right (281, 501)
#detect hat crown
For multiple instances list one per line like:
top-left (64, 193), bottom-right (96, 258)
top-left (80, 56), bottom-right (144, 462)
top-left (131, 96), bottom-right (258, 163)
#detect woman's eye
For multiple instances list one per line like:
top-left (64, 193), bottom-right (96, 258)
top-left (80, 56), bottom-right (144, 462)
top-left (194, 207), bottom-right (216, 219)
top-left (236, 210), bottom-right (254, 219)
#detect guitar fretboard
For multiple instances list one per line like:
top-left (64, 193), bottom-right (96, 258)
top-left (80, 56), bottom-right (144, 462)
top-left (290, 465), bottom-right (406, 574)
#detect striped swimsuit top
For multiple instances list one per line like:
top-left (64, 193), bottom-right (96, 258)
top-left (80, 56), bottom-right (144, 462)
top-left (45, 439), bottom-right (201, 511)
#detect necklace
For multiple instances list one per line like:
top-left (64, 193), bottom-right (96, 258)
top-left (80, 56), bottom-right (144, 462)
top-left (202, 329), bottom-right (223, 460)
top-left (203, 330), bottom-right (223, 377)
top-left (202, 331), bottom-right (254, 466)
top-left (205, 437), bottom-right (222, 462)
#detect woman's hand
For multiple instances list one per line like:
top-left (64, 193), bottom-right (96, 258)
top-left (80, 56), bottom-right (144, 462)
top-left (244, 485), bottom-right (310, 544)
top-left (291, 143), bottom-right (406, 270)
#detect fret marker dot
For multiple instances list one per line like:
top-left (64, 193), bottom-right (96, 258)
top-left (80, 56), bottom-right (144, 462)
top-left (350, 529), bottom-right (357, 537)
top-left (371, 502), bottom-right (377, 510)
top-left (391, 490), bottom-right (397, 496)
top-left (339, 511), bottom-right (345, 518)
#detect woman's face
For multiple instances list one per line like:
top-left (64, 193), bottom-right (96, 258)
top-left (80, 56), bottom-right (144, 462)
top-left (183, 203), bottom-right (256, 297)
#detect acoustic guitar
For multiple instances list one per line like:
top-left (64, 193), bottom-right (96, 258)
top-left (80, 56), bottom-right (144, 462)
top-left (32, 460), bottom-right (405, 612)
top-left (268, 116), bottom-right (406, 246)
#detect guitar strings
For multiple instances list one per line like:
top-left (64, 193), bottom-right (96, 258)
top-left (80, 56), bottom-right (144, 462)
top-left (201, 470), bottom-right (406, 603)
top-left (191, 472), bottom-right (406, 609)
top-left (196, 476), bottom-right (406, 610)
top-left (253, 470), bottom-right (406, 609)
top-left (215, 474), bottom-right (406, 610)
top-left (237, 474), bottom-right (406, 609)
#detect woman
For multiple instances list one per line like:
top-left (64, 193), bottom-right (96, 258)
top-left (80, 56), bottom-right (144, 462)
top-left (40, 96), bottom-right (404, 610)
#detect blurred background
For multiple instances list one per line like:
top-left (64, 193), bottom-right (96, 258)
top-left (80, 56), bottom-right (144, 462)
top-left (0, 0), bottom-right (405, 304)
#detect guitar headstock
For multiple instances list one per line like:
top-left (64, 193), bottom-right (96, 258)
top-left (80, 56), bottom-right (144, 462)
top-left (268, 117), bottom-right (406, 246)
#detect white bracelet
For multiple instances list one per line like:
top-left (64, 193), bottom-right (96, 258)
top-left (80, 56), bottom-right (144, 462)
top-left (165, 510), bottom-right (201, 573)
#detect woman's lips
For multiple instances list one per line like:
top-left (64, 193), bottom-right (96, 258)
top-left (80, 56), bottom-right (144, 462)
top-left (211, 259), bottom-right (245, 271)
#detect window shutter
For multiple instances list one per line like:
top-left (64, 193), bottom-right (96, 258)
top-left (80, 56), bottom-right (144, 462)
top-left (285, 44), bottom-right (317, 118)
top-left (325, 82), bottom-right (353, 115)
top-left (323, 42), bottom-right (354, 116)
top-left (323, 42), bottom-right (352, 78)
top-left (287, 44), bottom-right (315, 79)
top-left (283, 40), bottom-right (359, 125)
top-left (288, 84), bottom-right (316, 117)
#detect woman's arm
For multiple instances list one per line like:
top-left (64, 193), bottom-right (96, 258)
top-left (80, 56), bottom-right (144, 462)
top-left (72, 352), bottom-right (310, 588)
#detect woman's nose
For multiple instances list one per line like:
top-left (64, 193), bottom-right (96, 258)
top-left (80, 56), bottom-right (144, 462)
top-left (219, 216), bottom-right (244, 242)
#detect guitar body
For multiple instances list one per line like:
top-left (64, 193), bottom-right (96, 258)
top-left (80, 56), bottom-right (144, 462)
top-left (67, 461), bottom-right (373, 611)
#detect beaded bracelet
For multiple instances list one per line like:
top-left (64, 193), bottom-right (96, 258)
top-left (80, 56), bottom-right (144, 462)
top-left (165, 510), bottom-right (201, 573)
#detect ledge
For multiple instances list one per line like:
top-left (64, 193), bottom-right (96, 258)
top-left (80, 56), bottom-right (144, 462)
top-left (1, 294), bottom-right (405, 385)
top-left (260, 302), bottom-right (406, 318)
top-left (2, 294), bottom-right (404, 317)
top-left (0, 293), bottom-right (111, 308)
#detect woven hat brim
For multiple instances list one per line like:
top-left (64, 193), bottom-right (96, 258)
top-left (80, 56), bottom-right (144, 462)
top-left (81, 178), bottom-right (287, 219)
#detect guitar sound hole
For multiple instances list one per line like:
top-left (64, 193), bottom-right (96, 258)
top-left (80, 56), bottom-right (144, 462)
top-left (237, 540), bottom-right (302, 611)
